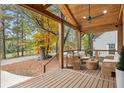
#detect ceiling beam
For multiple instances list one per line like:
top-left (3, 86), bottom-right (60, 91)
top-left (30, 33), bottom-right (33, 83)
top-left (58, 4), bottom-right (79, 27)
top-left (117, 4), bottom-right (123, 25)
top-left (43, 4), bottom-right (52, 9)
top-left (19, 4), bottom-right (78, 30)
top-left (82, 23), bottom-right (117, 33)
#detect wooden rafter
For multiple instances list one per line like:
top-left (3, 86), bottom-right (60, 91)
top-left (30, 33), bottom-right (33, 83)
top-left (58, 4), bottom-right (79, 27)
top-left (117, 4), bottom-right (123, 25)
top-left (19, 4), bottom-right (78, 30)
top-left (43, 4), bottom-right (52, 9)
top-left (82, 23), bottom-right (117, 33)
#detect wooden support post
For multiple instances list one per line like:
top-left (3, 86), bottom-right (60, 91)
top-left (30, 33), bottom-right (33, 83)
top-left (58, 22), bottom-right (64, 68)
top-left (76, 31), bottom-right (81, 51)
top-left (118, 24), bottom-right (123, 52)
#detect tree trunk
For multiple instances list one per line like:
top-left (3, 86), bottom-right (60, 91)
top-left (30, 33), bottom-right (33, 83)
top-left (56, 38), bottom-right (58, 53)
top-left (16, 14), bottom-right (19, 57)
top-left (88, 34), bottom-right (93, 56)
top-left (2, 19), bottom-right (6, 59)
top-left (64, 28), bottom-right (70, 44)
top-left (21, 19), bottom-right (24, 56)
top-left (46, 33), bottom-right (50, 57)
top-left (16, 31), bottom-right (19, 57)
top-left (40, 46), bottom-right (46, 60)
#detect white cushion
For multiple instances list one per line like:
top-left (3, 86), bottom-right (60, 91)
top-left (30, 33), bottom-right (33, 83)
top-left (103, 59), bottom-right (119, 63)
top-left (114, 53), bottom-right (120, 61)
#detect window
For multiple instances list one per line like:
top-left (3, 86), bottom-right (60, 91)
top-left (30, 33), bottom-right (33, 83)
top-left (108, 44), bottom-right (115, 54)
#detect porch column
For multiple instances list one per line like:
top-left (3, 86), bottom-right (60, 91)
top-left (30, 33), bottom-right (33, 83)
top-left (58, 22), bottom-right (64, 68)
top-left (76, 31), bottom-right (81, 51)
top-left (118, 24), bottom-right (123, 52)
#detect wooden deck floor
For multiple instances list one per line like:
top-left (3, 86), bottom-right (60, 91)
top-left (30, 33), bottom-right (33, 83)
top-left (10, 69), bottom-right (116, 88)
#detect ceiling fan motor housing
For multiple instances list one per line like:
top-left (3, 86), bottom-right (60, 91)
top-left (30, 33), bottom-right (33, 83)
top-left (87, 16), bottom-right (92, 21)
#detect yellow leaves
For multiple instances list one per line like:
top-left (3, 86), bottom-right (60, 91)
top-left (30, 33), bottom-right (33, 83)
top-left (33, 46), bottom-right (40, 54)
top-left (33, 30), bottom-right (57, 54)
top-left (33, 32), bottom-right (43, 41)
top-left (32, 15), bottom-right (58, 54)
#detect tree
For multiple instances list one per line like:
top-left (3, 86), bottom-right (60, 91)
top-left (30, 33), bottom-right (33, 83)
top-left (0, 5), bottom-right (39, 59)
top-left (32, 17), bottom-right (58, 59)
top-left (64, 27), bottom-right (77, 51)
top-left (0, 5), bottom-right (15, 58)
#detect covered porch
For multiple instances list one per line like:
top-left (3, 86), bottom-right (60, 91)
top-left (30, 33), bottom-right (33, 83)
top-left (8, 4), bottom-right (124, 88)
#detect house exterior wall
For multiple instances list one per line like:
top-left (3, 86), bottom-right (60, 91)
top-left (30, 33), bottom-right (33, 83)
top-left (93, 31), bottom-right (118, 57)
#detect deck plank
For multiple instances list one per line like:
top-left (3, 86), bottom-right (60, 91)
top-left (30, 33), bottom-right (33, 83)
top-left (43, 71), bottom-right (74, 88)
top-left (25, 69), bottom-right (65, 88)
top-left (68, 74), bottom-right (84, 88)
top-left (79, 75), bottom-right (91, 88)
top-left (30, 69), bottom-right (70, 88)
top-left (72, 70), bottom-right (89, 88)
top-left (50, 71), bottom-right (77, 88)
top-left (62, 73), bottom-right (81, 88)
top-left (11, 69), bottom-right (64, 88)
top-left (85, 71), bottom-right (98, 88)
top-left (56, 72), bottom-right (78, 88)
top-left (10, 69), bottom-right (116, 88)
top-left (102, 76), bottom-right (109, 88)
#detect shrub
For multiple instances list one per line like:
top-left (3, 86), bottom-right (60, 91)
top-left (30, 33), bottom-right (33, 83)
top-left (117, 46), bottom-right (124, 71)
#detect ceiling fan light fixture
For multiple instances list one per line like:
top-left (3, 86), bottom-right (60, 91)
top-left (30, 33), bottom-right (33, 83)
top-left (103, 10), bottom-right (107, 14)
top-left (83, 16), bottom-right (86, 19)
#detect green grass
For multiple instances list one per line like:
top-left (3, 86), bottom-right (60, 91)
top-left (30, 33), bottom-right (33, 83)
top-left (5, 50), bottom-right (35, 59)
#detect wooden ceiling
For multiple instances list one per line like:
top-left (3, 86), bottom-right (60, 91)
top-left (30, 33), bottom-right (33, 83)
top-left (58, 4), bottom-right (121, 33)
top-left (20, 4), bottom-right (122, 33)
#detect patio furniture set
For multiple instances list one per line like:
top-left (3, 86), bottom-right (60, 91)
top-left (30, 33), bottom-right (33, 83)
top-left (64, 51), bottom-right (99, 70)
top-left (64, 51), bottom-right (119, 77)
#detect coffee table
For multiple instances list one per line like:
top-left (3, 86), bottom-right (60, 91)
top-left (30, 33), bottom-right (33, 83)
top-left (86, 59), bottom-right (99, 70)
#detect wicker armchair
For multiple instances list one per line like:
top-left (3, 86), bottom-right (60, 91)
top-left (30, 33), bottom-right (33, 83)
top-left (73, 56), bottom-right (81, 70)
top-left (101, 62), bottom-right (116, 76)
top-left (67, 55), bottom-right (74, 68)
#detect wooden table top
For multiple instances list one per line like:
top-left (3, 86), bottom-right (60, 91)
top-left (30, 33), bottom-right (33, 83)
top-left (86, 59), bottom-right (98, 63)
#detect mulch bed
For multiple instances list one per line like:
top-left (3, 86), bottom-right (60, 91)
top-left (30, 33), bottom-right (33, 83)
top-left (1, 61), bottom-right (43, 77)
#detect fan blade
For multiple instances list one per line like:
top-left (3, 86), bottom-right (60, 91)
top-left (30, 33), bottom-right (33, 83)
top-left (91, 14), bottom-right (104, 20)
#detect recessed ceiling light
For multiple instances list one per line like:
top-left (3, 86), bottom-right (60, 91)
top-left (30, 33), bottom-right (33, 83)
top-left (103, 10), bottom-right (107, 14)
top-left (83, 16), bottom-right (86, 19)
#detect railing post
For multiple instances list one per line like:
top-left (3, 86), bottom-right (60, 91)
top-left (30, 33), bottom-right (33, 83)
top-left (42, 64), bottom-right (45, 73)
top-left (95, 50), bottom-right (99, 60)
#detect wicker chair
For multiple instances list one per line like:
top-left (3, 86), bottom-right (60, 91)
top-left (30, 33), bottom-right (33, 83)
top-left (73, 56), bottom-right (81, 70)
top-left (101, 62), bottom-right (116, 76)
top-left (67, 55), bottom-right (74, 68)
top-left (101, 55), bottom-right (116, 76)
top-left (64, 55), bottom-right (68, 68)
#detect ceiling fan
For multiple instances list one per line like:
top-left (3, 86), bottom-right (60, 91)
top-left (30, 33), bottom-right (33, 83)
top-left (83, 4), bottom-right (108, 21)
